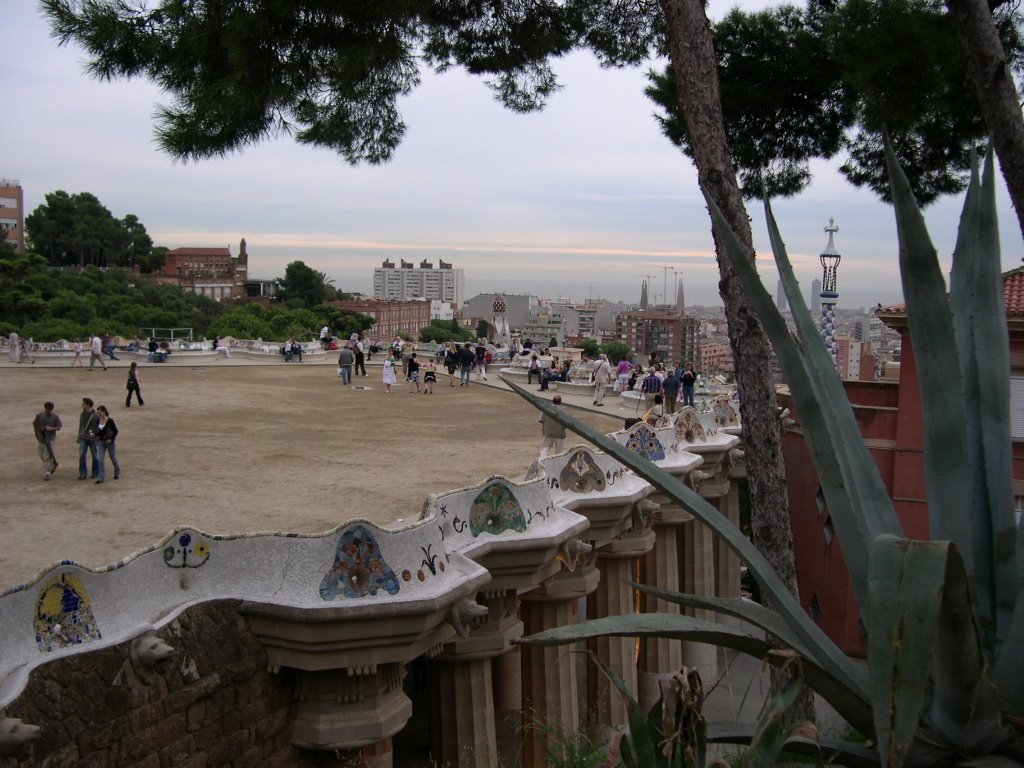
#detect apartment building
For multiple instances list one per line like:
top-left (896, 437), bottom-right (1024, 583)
top-left (373, 259), bottom-right (464, 306)
top-left (0, 178), bottom-right (25, 253)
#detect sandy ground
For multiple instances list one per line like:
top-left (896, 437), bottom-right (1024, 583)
top-left (1, 360), bottom-right (621, 590)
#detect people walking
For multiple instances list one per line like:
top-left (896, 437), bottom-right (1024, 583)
top-left (459, 343), bottom-right (474, 386)
top-left (539, 396), bottom-right (567, 458)
top-left (407, 353), bottom-right (421, 393)
top-left (474, 341), bottom-right (488, 381)
top-left (591, 354), bottom-right (612, 407)
top-left (33, 402), bottom-right (62, 481)
top-left (71, 339), bottom-right (84, 367)
top-left (382, 355), bottom-right (397, 394)
top-left (88, 333), bottom-right (108, 370)
top-left (125, 362), bottom-right (144, 407)
top-left (19, 337), bottom-right (35, 364)
top-left (444, 343), bottom-right (459, 386)
top-left (94, 405), bottom-right (120, 483)
top-left (77, 397), bottom-right (99, 479)
top-left (423, 359), bottom-right (437, 394)
top-left (338, 345), bottom-right (355, 386)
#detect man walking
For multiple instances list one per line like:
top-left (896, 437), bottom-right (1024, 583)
top-left (459, 342), bottom-right (474, 386)
top-left (591, 353), bottom-right (612, 407)
top-left (538, 396), bottom-right (567, 458)
top-left (338, 345), bottom-right (355, 386)
top-left (88, 333), bottom-right (108, 370)
top-left (78, 397), bottom-right (99, 480)
top-left (33, 402), bottom-right (62, 480)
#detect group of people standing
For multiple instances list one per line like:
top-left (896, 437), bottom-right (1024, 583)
top-left (440, 340), bottom-right (489, 387)
top-left (336, 333), bottom-right (370, 385)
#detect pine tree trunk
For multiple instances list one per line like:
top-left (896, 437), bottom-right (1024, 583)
top-left (945, 0), bottom-right (1024, 241)
top-left (659, 0), bottom-right (814, 720)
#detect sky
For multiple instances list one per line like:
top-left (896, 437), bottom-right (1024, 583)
top-left (5, 1), bottom-right (1022, 310)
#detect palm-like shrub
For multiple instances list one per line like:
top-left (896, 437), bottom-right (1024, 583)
top-left (512, 144), bottom-right (1023, 766)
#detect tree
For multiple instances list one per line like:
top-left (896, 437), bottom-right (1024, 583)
top-left (419, 319), bottom-right (474, 343)
top-left (275, 261), bottom-right (335, 308)
top-left (576, 337), bottom-right (600, 357)
top-left (945, 0), bottom-right (1024, 240)
top-left (24, 190), bottom-right (160, 268)
top-left (475, 319), bottom-right (490, 341)
top-left (646, 0), bottom-right (1022, 206)
top-left (599, 339), bottom-right (630, 364)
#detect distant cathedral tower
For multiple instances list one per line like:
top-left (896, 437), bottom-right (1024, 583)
top-left (676, 280), bottom-right (686, 314)
top-left (640, 279), bottom-right (649, 310)
top-left (819, 219), bottom-right (842, 363)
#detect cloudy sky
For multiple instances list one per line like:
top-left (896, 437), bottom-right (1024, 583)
top-left (5, 1), bottom-right (1021, 309)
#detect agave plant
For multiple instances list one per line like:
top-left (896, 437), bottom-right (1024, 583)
top-left (511, 142), bottom-right (1023, 766)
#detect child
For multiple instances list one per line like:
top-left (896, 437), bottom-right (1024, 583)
top-left (423, 359), bottom-right (437, 394)
top-left (407, 353), bottom-right (421, 393)
top-left (126, 362), bottom-right (144, 407)
top-left (72, 339), bottom-right (84, 367)
top-left (382, 356), bottom-right (397, 393)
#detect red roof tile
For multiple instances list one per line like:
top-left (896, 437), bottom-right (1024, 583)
top-left (1004, 267), bottom-right (1024, 317)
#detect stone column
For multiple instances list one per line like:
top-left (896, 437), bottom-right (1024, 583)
top-left (638, 500), bottom-right (688, 711)
top-left (520, 565), bottom-right (600, 768)
top-left (430, 657), bottom-right (498, 768)
top-left (430, 590), bottom-right (521, 768)
top-left (586, 526), bottom-right (656, 732)
top-left (291, 664), bottom-right (410, 763)
top-left (714, 483), bottom-right (743, 623)
top-left (678, 513), bottom-right (717, 677)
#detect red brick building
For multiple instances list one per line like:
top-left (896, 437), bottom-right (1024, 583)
top-left (328, 299), bottom-right (431, 342)
top-left (614, 310), bottom-right (698, 366)
top-left (780, 269), bottom-right (1024, 655)
top-left (160, 239), bottom-right (249, 300)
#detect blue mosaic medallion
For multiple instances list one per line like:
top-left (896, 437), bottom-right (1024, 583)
top-left (163, 531), bottom-right (210, 569)
top-left (625, 424), bottom-right (666, 461)
top-left (34, 573), bottom-right (102, 652)
top-left (559, 450), bottom-right (606, 494)
top-left (470, 483), bottom-right (527, 537)
top-left (320, 525), bottom-right (401, 600)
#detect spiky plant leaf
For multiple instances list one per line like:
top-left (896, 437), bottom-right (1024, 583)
top-left (949, 147), bottom-right (1018, 659)
top-left (633, 584), bottom-right (817, 659)
top-left (521, 610), bottom-right (873, 735)
top-left (594, 659), bottom-right (660, 767)
top-left (867, 535), bottom-right (947, 768)
top-left (505, 378), bottom-right (870, 719)
top-left (881, 135), bottom-right (973, 565)
top-left (743, 658), bottom-right (819, 768)
top-left (709, 723), bottom-right (880, 767)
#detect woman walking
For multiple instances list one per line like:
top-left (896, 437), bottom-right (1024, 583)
top-left (125, 362), bottom-right (144, 407)
top-left (94, 405), bottom-right (120, 483)
top-left (382, 354), bottom-right (397, 394)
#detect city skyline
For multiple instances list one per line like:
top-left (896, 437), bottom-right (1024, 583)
top-left (5, 1), bottom-right (1021, 310)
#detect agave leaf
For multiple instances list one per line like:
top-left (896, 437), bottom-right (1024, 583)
top-left (882, 135), bottom-right (973, 568)
top-left (505, 378), bottom-right (870, 712)
top-left (708, 723), bottom-right (880, 767)
top-left (522, 611), bottom-right (873, 734)
top-left (867, 535), bottom-right (947, 768)
top-left (993, 570), bottom-right (1024, 714)
top-left (758, 193), bottom-right (904, 607)
top-left (923, 537), bottom-right (1008, 757)
top-left (633, 583), bottom-right (817, 659)
top-left (949, 146), bottom-right (1018, 657)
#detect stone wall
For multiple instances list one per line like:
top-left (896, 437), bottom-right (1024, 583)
top-left (1, 600), bottom-right (317, 768)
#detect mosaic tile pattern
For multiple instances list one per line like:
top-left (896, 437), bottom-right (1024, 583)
top-left (624, 424), bottom-right (666, 462)
top-left (470, 482), bottom-right (528, 537)
top-left (320, 525), bottom-right (401, 600)
top-left (712, 397), bottom-right (739, 428)
top-left (675, 409), bottom-right (709, 444)
top-left (34, 573), bottom-right (101, 652)
top-left (163, 532), bottom-right (210, 569)
top-left (558, 450), bottom-right (607, 494)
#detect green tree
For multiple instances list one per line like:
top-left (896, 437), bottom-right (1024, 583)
top-left (419, 318), bottom-right (474, 343)
top-left (475, 319), bottom-right (490, 341)
top-left (576, 337), bottom-right (600, 357)
top-left (599, 339), bottom-right (630, 364)
top-left (275, 261), bottom-right (336, 308)
top-left (24, 190), bottom-right (162, 268)
top-left (646, 0), bottom-right (1022, 205)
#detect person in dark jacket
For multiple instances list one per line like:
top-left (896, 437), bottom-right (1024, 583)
top-left (661, 368), bottom-right (681, 414)
top-left (681, 363), bottom-right (697, 408)
top-left (459, 343), bottom-right (475, 386)
top-left (125, 362), bottom-right (144, 407)
top-left (94, 405), bottom-right (120, 483)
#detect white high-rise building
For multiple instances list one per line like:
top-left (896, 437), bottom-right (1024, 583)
top-left (373, 259), bottom-right (464, 305)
